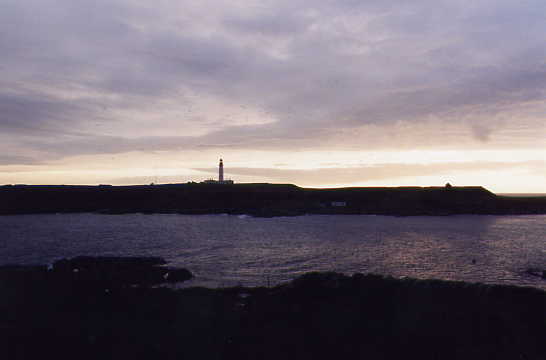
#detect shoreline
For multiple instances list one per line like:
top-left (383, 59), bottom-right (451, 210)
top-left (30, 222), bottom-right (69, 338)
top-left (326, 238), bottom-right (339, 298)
top-left (3, 210), bottom-right (546, 218)
top-left (2, 183), bottom-right (546, 217)
top-left (1, 258), bottom-right (544, 359)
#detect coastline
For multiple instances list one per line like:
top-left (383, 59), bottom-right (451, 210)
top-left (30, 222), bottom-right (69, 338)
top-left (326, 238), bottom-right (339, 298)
top-left (2, 183), bottom-right (546, 217)
top-left (1, 258), bottom-right (544, 359)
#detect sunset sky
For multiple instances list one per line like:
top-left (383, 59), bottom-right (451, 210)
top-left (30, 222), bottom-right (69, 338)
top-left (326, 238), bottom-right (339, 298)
top-left (1, 0), bottom-right (545, 192)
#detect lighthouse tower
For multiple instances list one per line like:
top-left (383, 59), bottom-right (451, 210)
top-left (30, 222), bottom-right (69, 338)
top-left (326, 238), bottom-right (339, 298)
top-left (219, 158), bottom-right (224, 182)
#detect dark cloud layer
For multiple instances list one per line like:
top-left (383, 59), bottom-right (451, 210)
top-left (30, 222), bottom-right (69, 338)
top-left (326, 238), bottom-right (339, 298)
top-left (1, 0), bottom-right (545, 162)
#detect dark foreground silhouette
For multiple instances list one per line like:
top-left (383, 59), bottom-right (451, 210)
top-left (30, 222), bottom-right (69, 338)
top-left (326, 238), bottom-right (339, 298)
top-left (1, 257), bottom-right (544, 359)
top-left (2, 183), bottom-right (546, 216)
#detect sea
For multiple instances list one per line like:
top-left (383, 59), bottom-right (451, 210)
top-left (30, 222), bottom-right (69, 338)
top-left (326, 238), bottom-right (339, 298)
top-left (1, 213), bottom-right (545, 290)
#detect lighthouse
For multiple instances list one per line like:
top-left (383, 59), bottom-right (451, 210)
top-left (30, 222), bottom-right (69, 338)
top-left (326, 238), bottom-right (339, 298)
top-left (219, 158), bottom-right (224, 182)
top-left (202, 158), bottom-right (233, 184)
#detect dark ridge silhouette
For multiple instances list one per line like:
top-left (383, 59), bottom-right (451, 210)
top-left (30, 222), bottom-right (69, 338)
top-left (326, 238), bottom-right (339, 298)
top-left (1, 183), bottom-right (545, 216)
top-left (0, 264), bottom-right (544, 360)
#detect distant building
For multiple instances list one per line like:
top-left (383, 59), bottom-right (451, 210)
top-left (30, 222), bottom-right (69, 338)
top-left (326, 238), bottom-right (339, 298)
top-left (201, 158), bottom-right (234, 184)
top-left (331, 201), bottom-right (347, 207)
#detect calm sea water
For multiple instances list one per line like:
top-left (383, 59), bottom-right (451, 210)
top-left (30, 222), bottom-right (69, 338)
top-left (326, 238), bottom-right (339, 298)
top-left (1, 214), bottom-right (544, 290)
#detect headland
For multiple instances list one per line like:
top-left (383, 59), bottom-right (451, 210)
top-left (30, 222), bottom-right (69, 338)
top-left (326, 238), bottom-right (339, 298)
top-left (1, 183), bottom-right (545, 216)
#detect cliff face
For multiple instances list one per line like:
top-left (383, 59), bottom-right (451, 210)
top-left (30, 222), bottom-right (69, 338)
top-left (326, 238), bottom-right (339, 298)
top-left (0, 183), bottom-right (545, 216)
top-left (1, 266), bottom-right (544, 360)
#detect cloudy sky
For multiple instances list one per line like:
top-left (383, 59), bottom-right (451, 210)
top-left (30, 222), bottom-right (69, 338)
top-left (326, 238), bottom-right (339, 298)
top-left (1, 0), bottom-right (545, 192)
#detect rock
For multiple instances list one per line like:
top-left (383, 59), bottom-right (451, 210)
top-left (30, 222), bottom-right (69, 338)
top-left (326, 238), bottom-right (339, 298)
top-left (49, 256), bottom-right (191, 287)
top-left (525, 268), bottom-right (545, 279)
top-left (163, 268), bottom-right (193, 283)
top-left (0, 270), bottom-right (545, 360)
top-left (52, 256), bottom-right (167, 271)
top-left (0, 264), bottom-right (48, 284)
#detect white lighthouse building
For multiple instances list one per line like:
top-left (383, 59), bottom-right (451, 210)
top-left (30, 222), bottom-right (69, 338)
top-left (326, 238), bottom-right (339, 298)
top-left (202, 158), bottom-right (234, 184)
top-left (219, 158), bottom-right (224, 182)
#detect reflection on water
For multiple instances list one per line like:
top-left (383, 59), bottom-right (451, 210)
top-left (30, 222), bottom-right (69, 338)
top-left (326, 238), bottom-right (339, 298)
top-left (0, 214), bottom-right (544, 290)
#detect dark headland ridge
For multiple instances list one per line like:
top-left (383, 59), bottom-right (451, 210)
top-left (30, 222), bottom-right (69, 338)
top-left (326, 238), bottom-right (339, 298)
top-left (1, 183), bottom-right (545, 216)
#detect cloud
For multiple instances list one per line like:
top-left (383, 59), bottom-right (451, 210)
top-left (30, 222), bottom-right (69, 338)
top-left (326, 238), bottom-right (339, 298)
top-left (194, 161), bottom-right (546, 186)
top-left (1, 0), bottom-right (545, 163)
top-left (0, 155), bottom-right (40, 166)
top-left (107, 175), bottom-right (193, 185)
top-left (471, 124), bottom-right (493, 142)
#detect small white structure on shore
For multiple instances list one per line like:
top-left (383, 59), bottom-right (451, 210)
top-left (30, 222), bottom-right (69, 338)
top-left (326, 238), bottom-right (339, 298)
top-left (201, 158), bottom-right (234, 184)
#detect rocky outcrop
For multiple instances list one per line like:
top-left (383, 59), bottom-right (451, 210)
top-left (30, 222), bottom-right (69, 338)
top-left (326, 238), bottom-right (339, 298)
top-left (0, 268), bottom-right (544, 360)
top-left (526, 268), bottom-right (546, 280)
top-left (0, 256), bottom-right (193, 289)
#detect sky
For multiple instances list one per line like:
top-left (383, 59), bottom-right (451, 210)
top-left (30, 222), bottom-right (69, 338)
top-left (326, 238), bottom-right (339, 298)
top-left (1, 0), bottom-right (545, 192)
